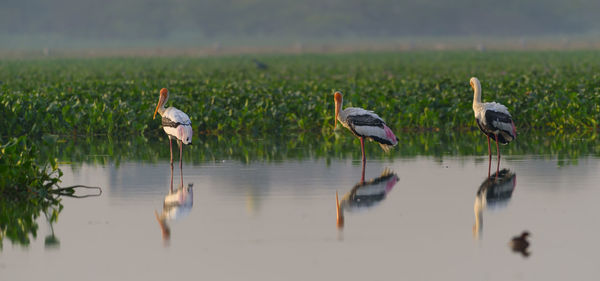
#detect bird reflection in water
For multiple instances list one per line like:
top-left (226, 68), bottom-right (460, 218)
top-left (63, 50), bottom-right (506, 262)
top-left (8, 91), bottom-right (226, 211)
top-left (155, 183), bottom-right (193, 243)
top-left (336, 168), bottom-right (399, 229)
top-left (473, 169), bottom-right (516, 239)
top-left (509, 231), bottom-right (531, 257)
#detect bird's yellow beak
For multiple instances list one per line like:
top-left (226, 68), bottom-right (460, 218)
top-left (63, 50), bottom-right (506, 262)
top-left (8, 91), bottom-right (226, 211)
top-left (334, 91), bottom-right (342, 129)
top-left (153, 103), bottom-right (160, 120)
top-left (336, 191), bottom-right (344, 229)
top-left (153, 92), bottom-right (166, 120)
top-left (334, 104), bottom-right (339, 129)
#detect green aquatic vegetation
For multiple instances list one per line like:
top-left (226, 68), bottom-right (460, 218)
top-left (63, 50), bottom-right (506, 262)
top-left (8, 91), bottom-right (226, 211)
top-left (2, 51), bottom-right (598, 248)
top-left (0, 136), bottom-right (100, 248)
top-left (0, 51), bottom-right (599, 142)
top-left (0, 137), bottom-right (63, 247)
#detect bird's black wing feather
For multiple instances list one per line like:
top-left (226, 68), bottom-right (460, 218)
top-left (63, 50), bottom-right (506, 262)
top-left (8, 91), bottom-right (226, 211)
top-left (484, 110), bottom-right (512, 128)
top-left (346, 114), bottom-right (385, 128)
top-left (162, 116), bottom-right (182, 128)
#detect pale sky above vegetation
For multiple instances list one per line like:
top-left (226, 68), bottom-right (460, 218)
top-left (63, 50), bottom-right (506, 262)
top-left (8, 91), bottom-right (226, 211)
top-left (1, 0), bottom-right (599, 48)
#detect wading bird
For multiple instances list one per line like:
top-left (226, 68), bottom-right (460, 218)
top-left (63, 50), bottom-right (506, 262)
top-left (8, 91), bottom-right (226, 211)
top-left (153, 88), bottom-right (193, 189)
top-left (334, 91), bottom-right (398, 182)
top-left (470, 77), bottom-right (516, 176)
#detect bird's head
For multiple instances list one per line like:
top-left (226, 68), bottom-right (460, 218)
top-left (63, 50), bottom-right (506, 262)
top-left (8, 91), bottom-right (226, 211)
top-left (153, 88), bottom-right (169, 119)
top-left (336, 190), bottom-right (344, 229)
top-left (520, 231), bottom-right (530, 239)
top-left (469, 77), bottom-right (480, 91)
top-left (334, 91), bottom-right (343, 129)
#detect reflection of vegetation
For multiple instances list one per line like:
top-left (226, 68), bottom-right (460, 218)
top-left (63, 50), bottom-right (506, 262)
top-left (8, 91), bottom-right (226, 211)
top-left (47, 130), bottom-right (599, 166)
top-left (0, 137), bottom-right (63, 248)
top-left (1, 52), bottom-right (599, 141)
top-left (0, 137), bottom-right (100, 249)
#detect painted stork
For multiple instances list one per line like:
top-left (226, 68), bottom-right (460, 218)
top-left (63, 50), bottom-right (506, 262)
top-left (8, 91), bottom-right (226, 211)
top-left (336, 168), bottom-right (399, 229)
top-left (334, 91), bottom-right (399, 181)
top-left (470, 77), bottom-right (516, 176)
top-left (153, 88), bottom-right (193, 189)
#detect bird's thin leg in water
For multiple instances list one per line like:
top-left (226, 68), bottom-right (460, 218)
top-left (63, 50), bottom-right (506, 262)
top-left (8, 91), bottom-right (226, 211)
top-left (179, 140), bottom-right (183, 188)
top-left (169, 137), bottom-right (174, 192)
top-left (361, 158), bottom-right (366, 184)
top-left (360, 137), bottom-right (366, 183)
top-left (495, 133), bottom-right (500, 177)
top-left (360, 137), bottom-right (366, 165)
top-left (487, 136), bottom-right (491, 178)
top-left (488, 156), bottom-right (492, 179)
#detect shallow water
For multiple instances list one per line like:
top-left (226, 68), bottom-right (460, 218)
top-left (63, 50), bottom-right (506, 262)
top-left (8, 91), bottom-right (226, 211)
top-left (2, 151), bottom-right (600, 280)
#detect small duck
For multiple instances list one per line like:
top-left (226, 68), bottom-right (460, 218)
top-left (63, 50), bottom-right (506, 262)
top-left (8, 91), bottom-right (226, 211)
top-left (509, 231), bottom-right (531, 257)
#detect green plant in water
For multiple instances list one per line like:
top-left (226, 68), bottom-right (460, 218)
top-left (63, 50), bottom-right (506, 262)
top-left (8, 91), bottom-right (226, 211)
top-left (0, 136), bottom-right (63, 248)
top-left (0, 136), bottom-right (101, 249)
top-left (0, 51), bottom-right (599, 141)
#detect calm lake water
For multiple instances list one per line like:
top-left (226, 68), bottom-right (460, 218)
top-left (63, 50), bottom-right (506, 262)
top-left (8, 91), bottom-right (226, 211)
top-left (2, 141), bottom-right (600, 280)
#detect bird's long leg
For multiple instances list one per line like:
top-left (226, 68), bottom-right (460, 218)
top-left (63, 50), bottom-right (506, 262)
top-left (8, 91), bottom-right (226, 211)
top-left (178, 140), bottom-right (183, 188)
top-left (487, 136), bottom-right (491, 178)
top-left (495, 133), bottom-right (500, 176)
top-left (361, 158), bottom-right (366, 184)
top-left (360, 137), bottom-right (366, 183)
top-left (360, 137), bottom-right (366, 165)
top-left (169, 137), bottom-right (174, 192)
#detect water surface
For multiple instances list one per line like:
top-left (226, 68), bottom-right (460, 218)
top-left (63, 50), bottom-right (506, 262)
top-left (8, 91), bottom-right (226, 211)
top-left (2, 150), bottom-right (600, 280)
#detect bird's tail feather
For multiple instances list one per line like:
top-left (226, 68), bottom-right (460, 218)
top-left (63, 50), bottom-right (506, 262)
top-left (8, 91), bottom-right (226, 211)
top-left (178, 125), bottom-right (193, 145)
top-left (383, 125), bottom-right (398, 146)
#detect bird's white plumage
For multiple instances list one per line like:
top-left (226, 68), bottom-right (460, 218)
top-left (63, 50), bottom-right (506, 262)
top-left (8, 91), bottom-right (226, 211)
top-left (353, 125), bottom-right (393, 143)
top-left (484, 102), bottom-right (511, 115)
top-left (339, 107), bottom-right (380, 121)
top-left (474, 103), bottom-right (514, 138)
top-left (163, 107), bottom-right (191, 125)
top-left (337, 106), bottom-right (398, 148)
top-left (474, 102), bottom-right (510, 121)
top-left (162, 107), bottom-right (193, 145)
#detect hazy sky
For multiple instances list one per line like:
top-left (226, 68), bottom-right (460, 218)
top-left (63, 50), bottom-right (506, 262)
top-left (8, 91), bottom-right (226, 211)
top-left (1, 0), bottom-right (599, 48)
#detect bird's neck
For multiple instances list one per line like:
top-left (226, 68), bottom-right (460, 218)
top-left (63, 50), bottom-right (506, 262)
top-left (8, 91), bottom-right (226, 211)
top-left (157, 105), bottom-right (166, 116)
top-left (158, 94), bottom-right (169, 117)
top-left (157, 98), bottom-right (168, 116)
top-left (337, 104), bottom-right (347, 123)
top-left (472, 85), bottom-right (482, 112)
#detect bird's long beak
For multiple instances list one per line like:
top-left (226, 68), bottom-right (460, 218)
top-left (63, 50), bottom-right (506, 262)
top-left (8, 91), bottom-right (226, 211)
top-left (336, 191), bottom-right (344, 229)
top-left (334, 101), bottom-right (339, 129)
top-left (153, 94), bottom-right (165, 120)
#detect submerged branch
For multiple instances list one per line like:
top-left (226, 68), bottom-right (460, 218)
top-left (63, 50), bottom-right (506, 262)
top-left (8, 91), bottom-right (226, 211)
top-left (50, 185), bottom-right (103, 198)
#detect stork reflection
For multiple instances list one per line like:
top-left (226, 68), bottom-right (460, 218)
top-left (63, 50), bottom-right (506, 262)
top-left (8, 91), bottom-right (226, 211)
top-left (473, 169), bottom-right (516, 239)
top-left (336, 168), bottom-right (399, 229)
top-left (155, 183), bottom-right (193, 243)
